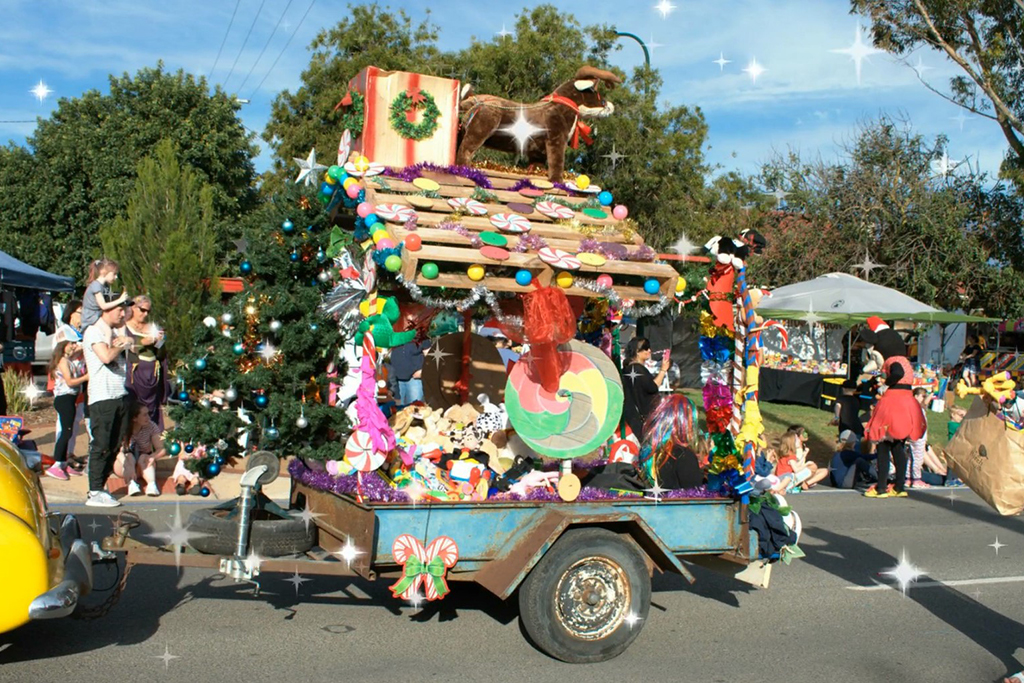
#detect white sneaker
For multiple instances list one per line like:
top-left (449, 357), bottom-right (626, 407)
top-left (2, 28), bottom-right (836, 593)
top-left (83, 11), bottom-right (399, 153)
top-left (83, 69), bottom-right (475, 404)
top-left (85, 491), bottom-right (121, 508)
top-left (145, 482), bottom-right (160, 497)
top-left (127, 480), bottom-right (142, 497)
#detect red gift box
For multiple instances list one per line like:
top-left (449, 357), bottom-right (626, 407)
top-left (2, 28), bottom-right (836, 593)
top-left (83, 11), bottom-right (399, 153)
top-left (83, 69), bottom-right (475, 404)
top-left (346, 66), bottom-right (461, 168)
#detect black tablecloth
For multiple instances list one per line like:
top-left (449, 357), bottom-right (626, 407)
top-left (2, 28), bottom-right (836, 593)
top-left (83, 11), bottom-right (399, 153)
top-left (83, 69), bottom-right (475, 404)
top-left (760, 368), bottom-right (844, 408)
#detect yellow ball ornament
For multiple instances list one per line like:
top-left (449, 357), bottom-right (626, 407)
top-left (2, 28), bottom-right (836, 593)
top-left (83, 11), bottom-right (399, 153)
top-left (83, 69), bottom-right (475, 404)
top-left (343, 177), bottom-right (358, 190)
top-left (372, 229), bottom-right (389, 243)
top-left (576, 174), bottom-right (591, 190)
top-left (676, 276), bottom-right (687, 293)
top-left (556, 271), bottom-right (574, 289)
top-left (325, 173), bottom-right (338, 185)
top-left (467, 264), bottom-right (486, 281)
top-left (354, 156), bottom-right (370, 172)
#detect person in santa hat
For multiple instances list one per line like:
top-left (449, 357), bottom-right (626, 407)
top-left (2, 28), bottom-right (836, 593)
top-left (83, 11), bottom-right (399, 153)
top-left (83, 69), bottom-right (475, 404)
top-left (860, 317), bottom-right (926, 498)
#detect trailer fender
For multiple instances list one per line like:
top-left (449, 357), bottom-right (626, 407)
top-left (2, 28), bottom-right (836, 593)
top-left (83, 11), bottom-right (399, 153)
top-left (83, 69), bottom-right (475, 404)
top-left (473, 510), bottom-right (694, 600)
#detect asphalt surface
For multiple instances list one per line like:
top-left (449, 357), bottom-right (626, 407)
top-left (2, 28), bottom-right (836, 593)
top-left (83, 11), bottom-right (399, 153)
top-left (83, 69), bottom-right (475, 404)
top-left (1, 489), bottom-right (1022, 683)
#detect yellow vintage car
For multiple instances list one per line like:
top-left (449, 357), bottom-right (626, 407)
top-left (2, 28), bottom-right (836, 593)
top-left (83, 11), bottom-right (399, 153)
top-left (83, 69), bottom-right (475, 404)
top-left (0, 435), bottom-right (94, 634)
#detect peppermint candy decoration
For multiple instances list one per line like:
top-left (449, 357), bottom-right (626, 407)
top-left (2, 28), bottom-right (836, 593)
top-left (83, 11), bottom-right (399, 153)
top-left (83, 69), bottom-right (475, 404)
top-left (535, 201), bottom-right (575, 220)
top-left (374, 204), bottom-right (417, 223)
top-left (447, 197), bottom-right (488, 216)
top-left (490, 212), bottom-right (532, 234)
top-left (344, 429), bottom-right (386, 473)
top-left (343, 161), bottom-right (385, 177)
top-left (538, 247), bottom-right (581, 270)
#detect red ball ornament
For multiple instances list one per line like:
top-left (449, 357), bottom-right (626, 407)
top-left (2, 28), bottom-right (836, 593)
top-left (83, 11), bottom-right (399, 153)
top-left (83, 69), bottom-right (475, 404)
top-left (405, 233), bottom-right (422, 251)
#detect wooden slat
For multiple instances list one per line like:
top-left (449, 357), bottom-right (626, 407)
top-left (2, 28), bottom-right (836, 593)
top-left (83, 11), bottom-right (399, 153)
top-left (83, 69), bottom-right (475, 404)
top-left (407, 271), bottom-right (663, 301)
top-left (392, 225), bottom-right (591, 253)
top-left (370, 178), bottom-right (593, 209)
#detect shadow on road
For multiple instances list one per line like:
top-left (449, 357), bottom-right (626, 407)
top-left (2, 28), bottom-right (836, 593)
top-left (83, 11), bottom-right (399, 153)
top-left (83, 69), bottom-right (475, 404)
top-left (804, 524), bottom-right (1024, 676)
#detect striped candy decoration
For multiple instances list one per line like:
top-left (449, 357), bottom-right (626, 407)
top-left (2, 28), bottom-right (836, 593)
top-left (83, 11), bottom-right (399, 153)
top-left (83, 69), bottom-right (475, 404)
top-left (734, 266), bottom-right (758, 480)
top-left (730, 308), bottom-right (746, 436)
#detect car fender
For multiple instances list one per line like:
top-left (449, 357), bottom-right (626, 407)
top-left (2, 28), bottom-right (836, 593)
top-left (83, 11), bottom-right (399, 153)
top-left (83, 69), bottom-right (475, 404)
top-left (0, 509), bottom-right (50, 634)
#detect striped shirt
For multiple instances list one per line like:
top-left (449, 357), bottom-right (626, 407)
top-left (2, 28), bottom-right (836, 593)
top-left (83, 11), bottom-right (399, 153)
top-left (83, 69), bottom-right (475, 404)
top-left (83, 321), bottom-right (127, 404)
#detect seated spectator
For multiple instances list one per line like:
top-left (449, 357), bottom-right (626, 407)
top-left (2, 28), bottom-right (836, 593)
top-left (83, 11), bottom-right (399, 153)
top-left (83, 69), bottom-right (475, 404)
top-left (906, 387), bottom-right (950, 487)
top-left (830, 379), bottom-right (865, 447)
top-left (777, 430), bottom-right (828, 491)
top-left (948, 405), bottom-right (966, 441)
top-left (637, 394), bottom-right (705, 490)
top-left (115, 403), bottom-right (164, 496)
top-left (830, 432), bottom-right (877, 489)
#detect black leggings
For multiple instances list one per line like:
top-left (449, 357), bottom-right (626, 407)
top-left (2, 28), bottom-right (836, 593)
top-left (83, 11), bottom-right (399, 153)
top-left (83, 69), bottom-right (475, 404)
top-left (52, 394), bottom-right (78, 464)
top-left (876, 439), bottom-right (908, 493)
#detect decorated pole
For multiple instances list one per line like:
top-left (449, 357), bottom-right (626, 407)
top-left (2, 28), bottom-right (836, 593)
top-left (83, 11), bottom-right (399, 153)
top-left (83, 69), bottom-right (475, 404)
top-left (734, 266), bottom-right (758, 481)
top-left (730, 306), bottom-right (746, 436)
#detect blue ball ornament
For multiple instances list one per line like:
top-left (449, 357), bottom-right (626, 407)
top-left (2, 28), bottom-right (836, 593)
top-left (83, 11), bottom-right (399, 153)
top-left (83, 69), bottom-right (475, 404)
top-left (598, 191), bottom-right (613, 207)
top-left (205, 462), bottom-right (221, 478)
top-left (322, 181), bottom-right (337, 196)
top-left (208, 447), bottom-right (220, 459)
top-left (233, 342), bottom-right (245, 355)
top-left (515, 269), bottom-right (533, 287)
top-left (290, 251), bottom-right (300, 262)
top-left (309, 323), bottom-right (319, 331)
top-left (282, 219), bottom-right (295, 233)
top-left (169, 442), bottom-right (182, 456)
top-left (364, 213), bottom-right (379, 227)
top-left (194, 357), bottom-right (207, 371)
top-left (184, 443), bottom-right (195, 454)
top-left (316, 248), bottom-right (326, 262)
top-left (200, 487), bottom-right (211, 497)
top-left (264, 427), bottom-right (280, 441)
top-left (240, 260), bottom-right (253, 275)
top-left (177, 390), bottom-right (189, 402)
top-left (255, 394), bottom-right (269, 408)
top-left (643, 278), bottom-right (660, 295)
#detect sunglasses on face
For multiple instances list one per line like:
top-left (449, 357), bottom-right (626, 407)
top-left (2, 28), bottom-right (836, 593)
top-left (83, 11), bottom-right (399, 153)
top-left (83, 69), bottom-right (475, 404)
top-left (137, 307), bottom-right (151, 313)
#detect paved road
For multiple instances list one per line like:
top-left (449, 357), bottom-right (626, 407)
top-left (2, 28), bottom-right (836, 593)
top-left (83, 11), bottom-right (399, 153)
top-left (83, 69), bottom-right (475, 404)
top-left (2, 489), bottom-right (1022, 683)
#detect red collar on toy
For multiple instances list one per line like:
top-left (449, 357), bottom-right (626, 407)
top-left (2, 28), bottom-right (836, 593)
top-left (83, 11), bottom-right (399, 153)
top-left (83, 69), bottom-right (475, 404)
top-left (541, 94), bottom-right (594, 149)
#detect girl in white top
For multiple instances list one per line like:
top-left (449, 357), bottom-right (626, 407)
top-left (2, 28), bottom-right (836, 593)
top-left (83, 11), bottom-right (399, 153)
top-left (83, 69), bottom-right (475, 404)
top-left (45, 340), bottom-right (89, 480)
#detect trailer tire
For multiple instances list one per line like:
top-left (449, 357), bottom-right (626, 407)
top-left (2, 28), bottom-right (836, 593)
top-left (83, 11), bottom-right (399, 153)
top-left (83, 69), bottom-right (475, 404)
top-left (518, 527), bottom-right (651, 663)
top-left (186, 508), bottom-right (315, 557)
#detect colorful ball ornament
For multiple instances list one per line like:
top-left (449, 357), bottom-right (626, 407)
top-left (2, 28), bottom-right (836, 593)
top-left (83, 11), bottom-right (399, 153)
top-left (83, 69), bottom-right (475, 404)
top-left (169, 442), bottom-right (182, 456)
top-left (205, 462), bottom-right (221, 478)
top-left (612, 205), bottom-right (629, 220)
top-left (576, 175), bottom-right (591, 190)
top-left (364, 213), bottom-right (379, 228)
top-left (255, 394), bottom-right (269, 408)
top-left (354, 155), bottom-right (370, 172)
top-left (598, 191), bottom-right (613, 206)
top-left (282, 219), bottom-right (295, 233)
top-left (194, 357), bottom-right (207, 371)
top-left (371, 229), bottom-right (389, 243)
top-left (233, 342), bottom-right (245, 355)
top-left (342, 177), bottom-right (358, 190)
top-left (556, 271), bottom-right (574, 289)
top-left (385, 255), bottom-right (403, 272)
top-left (290, 251), bottom-right (299, 262)
top-left (296, 415), bottom-right (309, 429)
top-left (177, 390), bottom-right (189, 402)
top-left (225, 387), bottom-right (238, 402)
top-left (320, 182), bottom-right (335, 197)
top-left (269, 320), bottom-right (283, 333)
top-left (240, 260), bottom-right (253, 275)
top-left (184, 443), bottom-right (195, 454)
top-left (200, 487), bottom-right (211, 497)
top-left (264, 426), bottom-right (280, 441)
top-left (421, 262), bottom-right (439, 279)
top-left (377, 238), bottom-right (395, 251)
top-left (346, 184), bottom-right (362, 199)
top-left (357, 202), bottom-right (373, 218)
top-left (221, 312), bottom-right (233, 324)
top-left (467, 264), bottom-right (485, 281)
top-left (405, 233), bottom-right (422, 251)
top-left (676, 276), bottom-right (687, 293)
top-left (515, 269), bottom-right (533, 286)
top-left (596, 274), bottom-right (613, 288)
top-left (327, 165), bottom-right (344, 181)
top-left (643, 279), bottom-right (661, 295)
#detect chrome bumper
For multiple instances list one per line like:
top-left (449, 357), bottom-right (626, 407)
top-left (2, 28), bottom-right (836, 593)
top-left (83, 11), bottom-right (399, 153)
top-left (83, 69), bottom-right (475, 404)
top-left (28, 515), bottom-right (94, 620)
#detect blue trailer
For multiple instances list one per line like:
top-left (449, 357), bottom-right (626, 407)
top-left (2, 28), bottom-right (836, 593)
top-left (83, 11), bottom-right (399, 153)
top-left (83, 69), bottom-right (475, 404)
top-left (104, 459), bottom-right (770, 663)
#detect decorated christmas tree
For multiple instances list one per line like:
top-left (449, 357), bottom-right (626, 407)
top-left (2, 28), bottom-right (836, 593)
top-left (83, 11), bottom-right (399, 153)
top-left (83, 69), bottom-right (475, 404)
top-left (167, 154), bottom-right (362, 479)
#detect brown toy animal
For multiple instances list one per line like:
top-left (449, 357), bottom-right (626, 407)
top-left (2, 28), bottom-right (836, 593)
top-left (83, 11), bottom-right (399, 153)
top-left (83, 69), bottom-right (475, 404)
top-left (456, 66), bottom-right (622, 182)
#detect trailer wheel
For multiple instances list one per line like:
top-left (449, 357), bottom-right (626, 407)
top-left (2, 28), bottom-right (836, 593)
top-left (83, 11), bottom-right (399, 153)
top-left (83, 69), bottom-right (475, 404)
top-left (518, 528), bottom-right (651, 663)
top-left (186, 508), bottom-right (315, 557)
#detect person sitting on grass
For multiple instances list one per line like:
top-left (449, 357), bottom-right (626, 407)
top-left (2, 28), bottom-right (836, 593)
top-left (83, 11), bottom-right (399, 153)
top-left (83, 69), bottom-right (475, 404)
top-left (906, 387), bottom-right (949, 487)
top-left (830, 379), bottom-right (865, 448)
top-left (776, 431), bottom-right (828, 491)
top-left (829, 432), bottom-right (877, 489)
top-left (115, 403), bottom-right (165, 496)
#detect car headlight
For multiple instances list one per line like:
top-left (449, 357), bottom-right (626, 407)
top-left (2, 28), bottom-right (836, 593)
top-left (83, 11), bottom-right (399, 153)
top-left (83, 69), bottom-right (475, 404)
top-left (19, 448), bottom-right (42, 472)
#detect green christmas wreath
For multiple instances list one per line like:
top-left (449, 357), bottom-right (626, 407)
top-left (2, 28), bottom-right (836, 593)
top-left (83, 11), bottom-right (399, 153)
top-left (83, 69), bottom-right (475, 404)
top-left (338, 92), bottom-right (365, 135)
top-left (389, 89), bottom-right (441, 141)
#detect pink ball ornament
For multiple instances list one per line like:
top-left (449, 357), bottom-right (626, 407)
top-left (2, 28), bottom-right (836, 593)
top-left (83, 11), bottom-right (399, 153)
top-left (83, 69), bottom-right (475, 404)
top-left (357, 202), bottom-right (373, 218)
top-left (376, 238), bottom-right (395, 250)
top-left (596, 274), bottom-right (614, 288)
top-left (612, 205), bottom-right (629, 221)
top-left (346, 184), bottom-right (362, 199)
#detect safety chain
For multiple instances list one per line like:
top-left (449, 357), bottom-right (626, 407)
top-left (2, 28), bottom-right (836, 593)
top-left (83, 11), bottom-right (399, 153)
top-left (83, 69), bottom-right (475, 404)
top-left (72, 512), bottom-right (140, 620)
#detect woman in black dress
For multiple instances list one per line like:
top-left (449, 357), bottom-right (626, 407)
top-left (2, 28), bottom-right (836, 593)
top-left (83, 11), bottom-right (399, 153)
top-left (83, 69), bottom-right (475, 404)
top-left (620, 337), bottom-right (670, 441)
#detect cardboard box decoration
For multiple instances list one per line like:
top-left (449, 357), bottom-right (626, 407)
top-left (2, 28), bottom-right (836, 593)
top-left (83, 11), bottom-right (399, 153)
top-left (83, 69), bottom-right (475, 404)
top-left (346, 67), bottom-right (461, 168)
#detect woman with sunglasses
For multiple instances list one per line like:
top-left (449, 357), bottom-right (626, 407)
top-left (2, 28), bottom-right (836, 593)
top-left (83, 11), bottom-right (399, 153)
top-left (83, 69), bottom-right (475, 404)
top-left (124, 295), bottom-right (169, 428)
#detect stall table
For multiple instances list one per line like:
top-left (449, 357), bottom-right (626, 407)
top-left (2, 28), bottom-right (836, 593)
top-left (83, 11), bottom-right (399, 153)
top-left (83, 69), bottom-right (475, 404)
top-left (760, 367), bottom-right (845, 409)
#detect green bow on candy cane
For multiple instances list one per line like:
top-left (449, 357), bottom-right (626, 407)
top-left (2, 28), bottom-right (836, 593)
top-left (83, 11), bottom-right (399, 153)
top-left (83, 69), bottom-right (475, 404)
top-left (390, 555), bottom-right (450, 599)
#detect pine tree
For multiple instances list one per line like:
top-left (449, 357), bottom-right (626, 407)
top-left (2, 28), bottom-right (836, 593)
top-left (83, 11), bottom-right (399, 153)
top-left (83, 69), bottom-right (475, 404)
top-left (167, 176), bottom-right (355, 477)
top-left (101, 139), bottom-right (220, 362)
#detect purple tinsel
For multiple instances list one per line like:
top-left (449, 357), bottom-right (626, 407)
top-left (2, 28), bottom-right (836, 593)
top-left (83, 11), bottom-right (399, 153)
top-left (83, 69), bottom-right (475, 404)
top-left (576, 239), bottom-right (657, 262)
top-left (403, 216), bottom-right (418, 231)
top-left (382, 163), bottom-right (494, 189)
top-left (289, 459), bottom-right (721, 504)
top-left (513, 234), bottom-right (550, 253)
top-left (436, 219), bottom-right (483, 247)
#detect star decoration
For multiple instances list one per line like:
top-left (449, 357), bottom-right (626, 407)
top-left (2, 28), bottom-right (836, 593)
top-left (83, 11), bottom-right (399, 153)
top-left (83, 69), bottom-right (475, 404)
top-left (989, 537), bottom-right (1006, 555)
top-left (624, 367), bottom-right (643, 383)
top-left (30, 79), bottom-right (52, 103)
top-left (244, 550), bottom-right (265, 574)
top-left (654, 0), bottom-right (676, 18)
top-left (742, 57), bottom-right (767, 84)
top-left (259, 341), bottom-right (279, 362)
top-left (802, 304), bottom-right (823, 326)
top-left (851, 251), bottom-right (885, 280)
top-left (149, 503), bottom-right (210, 569)
top-left (153, 644), bottom-right (180, 670)
top-left (713, 52), bottom-right (732, 71)
top-left (602, 144), bottom-right (627, 170)
top-left (624, 611), bottom-right (643, 629)
top-left (830, 22), bottom-right (883, 86)
top-left (501, 109), bottom-right (544, 157)
top-left (333, 537), bottom-right (363, 568)
top-left (293, 148), bottom-right (327, 188)
top-left (912, 56), bottom-right (932, 80)
top-left (764, 188), bottom-right (790, 207)
top-left (232, 238), bottom-right (250, 254)
top-left (289, 502), bottom-right (324, 533)
top-left (424, 345), bottom-right (451, 369)
top-left (284, 569), bottom-right (311, 596)
top-left (881, 549), bottom-right (924, 596)
top-left (644, 482), bottom-right (666, 502)
top-left (496, 23), bottom-right (513, 40)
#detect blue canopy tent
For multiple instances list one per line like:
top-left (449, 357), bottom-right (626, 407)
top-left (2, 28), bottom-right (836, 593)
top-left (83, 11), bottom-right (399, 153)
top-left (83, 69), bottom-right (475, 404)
top-left (0, 250), bottom-right (74, 292)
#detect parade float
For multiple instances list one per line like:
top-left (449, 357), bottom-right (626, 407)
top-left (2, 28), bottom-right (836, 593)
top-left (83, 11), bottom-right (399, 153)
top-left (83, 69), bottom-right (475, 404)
top-left (95, 65), bottom-right (799, 664)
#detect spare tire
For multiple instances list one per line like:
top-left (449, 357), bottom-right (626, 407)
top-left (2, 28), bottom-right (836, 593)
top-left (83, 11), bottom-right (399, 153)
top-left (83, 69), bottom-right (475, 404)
top-left (186, 507), bottom-right (315, 557)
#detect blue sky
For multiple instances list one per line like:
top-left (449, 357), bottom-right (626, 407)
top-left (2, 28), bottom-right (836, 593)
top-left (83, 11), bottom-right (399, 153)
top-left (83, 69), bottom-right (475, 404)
top-left (0, 0), bottom-right (1010, 182)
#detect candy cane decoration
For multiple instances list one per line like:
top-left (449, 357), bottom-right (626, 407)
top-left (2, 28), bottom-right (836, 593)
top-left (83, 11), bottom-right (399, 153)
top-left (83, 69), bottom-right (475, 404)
top-left (730, 308), bottom-right (746, 436)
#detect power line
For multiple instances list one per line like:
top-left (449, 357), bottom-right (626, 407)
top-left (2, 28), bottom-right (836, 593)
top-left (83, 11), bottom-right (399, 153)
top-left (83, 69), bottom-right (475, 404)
top-left (209, 0), bottom-right (244, 78)
top-left (249, 0), bottom-right (317, 100)
top-left (236, 0), bottom-right (295, 94)
top-left (223, 0), bottom-right (267, 91)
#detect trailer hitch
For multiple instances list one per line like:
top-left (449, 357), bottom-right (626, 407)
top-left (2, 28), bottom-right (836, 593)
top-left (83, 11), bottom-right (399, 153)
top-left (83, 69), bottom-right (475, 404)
top-left (218, 464), bottom-right (267, 595)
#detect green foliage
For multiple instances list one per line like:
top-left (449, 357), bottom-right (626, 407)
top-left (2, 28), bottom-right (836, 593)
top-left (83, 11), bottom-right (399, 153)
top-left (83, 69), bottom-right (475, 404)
top-left (1, 369), bottom-right (32, 416)
top-left (101, 140), bottom-right (220, 362)
top-left (751, 115), bottom-right (1024, 317)
top-left (851, 0), bottom-right (1024, 189)
top-left (0, 64), bottom-right (258, 276)
top-left (168, 182), bottom-right (349, 467)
